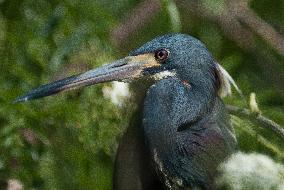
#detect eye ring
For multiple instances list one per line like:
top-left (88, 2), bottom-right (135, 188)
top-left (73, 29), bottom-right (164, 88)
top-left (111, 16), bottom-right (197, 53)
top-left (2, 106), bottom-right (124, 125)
top-left (155, 49), bottom-right (169, 61)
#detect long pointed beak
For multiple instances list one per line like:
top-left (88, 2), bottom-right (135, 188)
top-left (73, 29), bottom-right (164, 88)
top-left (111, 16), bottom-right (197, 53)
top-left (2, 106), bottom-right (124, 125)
top-left (14, 54), bottom-right (159, 103)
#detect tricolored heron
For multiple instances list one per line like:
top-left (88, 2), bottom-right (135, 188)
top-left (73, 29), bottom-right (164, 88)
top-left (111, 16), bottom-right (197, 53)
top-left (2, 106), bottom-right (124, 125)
top-left (15, 34), bottom-right (239, 190)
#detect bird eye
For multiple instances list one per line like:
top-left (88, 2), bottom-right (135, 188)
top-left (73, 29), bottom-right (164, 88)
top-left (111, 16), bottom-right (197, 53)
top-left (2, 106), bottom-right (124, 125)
top-left (155, 49), bottom-right (169, 61)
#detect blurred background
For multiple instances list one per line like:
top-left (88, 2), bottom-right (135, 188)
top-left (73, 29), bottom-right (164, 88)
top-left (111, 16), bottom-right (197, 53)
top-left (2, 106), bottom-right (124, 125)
top-left (0, 0), bottom-right (284, 189)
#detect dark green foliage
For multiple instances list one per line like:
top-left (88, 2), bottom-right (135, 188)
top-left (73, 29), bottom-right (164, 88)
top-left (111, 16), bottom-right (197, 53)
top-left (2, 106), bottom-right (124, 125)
top-left (0, 0), bottom-right (284, 189)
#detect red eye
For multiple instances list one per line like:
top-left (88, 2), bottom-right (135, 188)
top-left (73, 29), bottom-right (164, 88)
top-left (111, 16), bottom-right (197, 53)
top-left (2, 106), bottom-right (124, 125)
top-left (155, 49), bottom-right (169, 61)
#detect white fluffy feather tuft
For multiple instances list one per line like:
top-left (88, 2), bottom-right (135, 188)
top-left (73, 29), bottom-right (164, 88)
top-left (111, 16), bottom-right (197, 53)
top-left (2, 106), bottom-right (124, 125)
top-left (217, 152), bottom-right (284, 190)
top-left (102, 81), bottom-right (130, 107)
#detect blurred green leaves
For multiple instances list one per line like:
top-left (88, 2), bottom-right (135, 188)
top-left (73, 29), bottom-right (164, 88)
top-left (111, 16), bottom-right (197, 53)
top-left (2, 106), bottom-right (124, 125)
top-left (163, 0), bottom-right (181, 32)
top-left (0, 0), bottom-right (284, 189)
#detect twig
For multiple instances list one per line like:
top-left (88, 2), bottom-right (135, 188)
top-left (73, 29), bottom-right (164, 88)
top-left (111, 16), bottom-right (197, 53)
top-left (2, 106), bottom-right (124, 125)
top-left (235, 118), bottom-right (284, 158)
top-left (226, 105), bottom-right (284, 141)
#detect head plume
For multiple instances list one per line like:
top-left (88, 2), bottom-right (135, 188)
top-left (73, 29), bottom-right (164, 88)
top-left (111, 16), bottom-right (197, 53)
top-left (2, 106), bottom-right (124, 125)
top-left (214, 62), bottom-right (242, 98)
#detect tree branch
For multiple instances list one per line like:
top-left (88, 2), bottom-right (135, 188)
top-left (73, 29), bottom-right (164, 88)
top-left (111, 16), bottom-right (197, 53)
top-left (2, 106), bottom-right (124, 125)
top-left (175, 0), bottom-right (284, 56)
top-left (112, 0), bottom-right (284, 56)
top-left (110, 0), bottom-right (161, 46)
top-left (228, 0), bottom-right (284, 56)
top-left (226, 105), bottom-right (284, 141)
